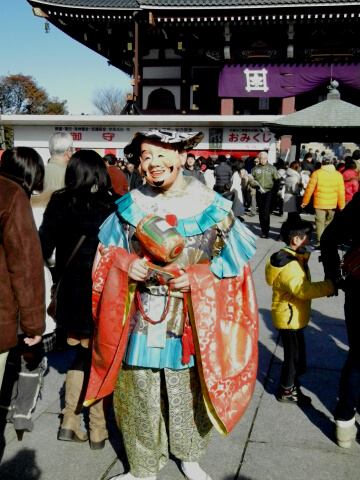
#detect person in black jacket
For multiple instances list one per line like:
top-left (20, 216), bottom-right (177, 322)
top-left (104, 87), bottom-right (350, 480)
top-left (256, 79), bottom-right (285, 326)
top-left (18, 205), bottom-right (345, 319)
top-left (301, 152), bottom-right (315, 174)
top-left (124, 161), bottom-right (143, 190)
top-left (214, 155), bottom-right (232, 194)
top-left (39, 150), bottom-right (115, 450)
top-left (320, 192), bottom-right (360, 448)
top-left (183, 153), bottom-right (205, 184)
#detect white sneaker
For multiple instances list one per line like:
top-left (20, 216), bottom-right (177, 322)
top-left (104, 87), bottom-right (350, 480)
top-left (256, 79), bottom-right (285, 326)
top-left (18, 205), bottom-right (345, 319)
top-left (109, 474), bottom-right (156, 480)
top-left (335, 417), bottom-right (357, 448)
top-left (181, 461), bottom-right (212, 480)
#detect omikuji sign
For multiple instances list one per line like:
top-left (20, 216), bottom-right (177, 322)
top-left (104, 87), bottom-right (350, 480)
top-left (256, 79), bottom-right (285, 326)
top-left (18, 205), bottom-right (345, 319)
top-left (210, 127), bottom-right (275, 150)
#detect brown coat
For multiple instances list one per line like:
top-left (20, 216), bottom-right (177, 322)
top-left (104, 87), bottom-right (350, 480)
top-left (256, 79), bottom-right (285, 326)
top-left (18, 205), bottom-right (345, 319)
top-left (0, 173), bottom-right (45, 353)
top-left (107, 165), bottom-right (129, 197)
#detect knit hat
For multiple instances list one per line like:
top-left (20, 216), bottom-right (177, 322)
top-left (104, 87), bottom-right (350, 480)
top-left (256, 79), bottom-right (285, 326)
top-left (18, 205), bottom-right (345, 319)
top-left (124, 129), bottom-right (204, 166)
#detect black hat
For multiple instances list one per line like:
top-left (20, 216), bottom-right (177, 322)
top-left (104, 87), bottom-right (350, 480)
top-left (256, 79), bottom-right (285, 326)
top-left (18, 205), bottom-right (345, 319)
top-left (352, 149), bottom-right (360, 161)
top-left (124, 129), bottom-right (204, 166)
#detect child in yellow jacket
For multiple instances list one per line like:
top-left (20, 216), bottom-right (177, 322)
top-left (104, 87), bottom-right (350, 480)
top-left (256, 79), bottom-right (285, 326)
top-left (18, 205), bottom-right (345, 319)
top-left (265, 219), bottom-right (335, 405)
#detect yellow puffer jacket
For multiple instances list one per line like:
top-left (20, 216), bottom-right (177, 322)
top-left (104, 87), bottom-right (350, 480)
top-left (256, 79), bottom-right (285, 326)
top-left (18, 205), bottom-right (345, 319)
top-left (302, 164), bottom-right (345, 210)
top-left (265, 248), bottom-right (335, 330)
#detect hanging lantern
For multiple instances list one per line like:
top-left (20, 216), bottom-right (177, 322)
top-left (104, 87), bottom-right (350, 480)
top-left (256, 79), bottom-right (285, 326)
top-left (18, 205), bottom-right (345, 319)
top-left (45, 21), bottom-right (50, 33)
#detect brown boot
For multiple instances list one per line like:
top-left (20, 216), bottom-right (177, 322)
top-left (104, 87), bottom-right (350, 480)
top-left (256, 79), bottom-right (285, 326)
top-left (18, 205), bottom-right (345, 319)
top-left (89, 397), bottom-right (110, 450)
top-left (58, 370), bottom-right (88, 443)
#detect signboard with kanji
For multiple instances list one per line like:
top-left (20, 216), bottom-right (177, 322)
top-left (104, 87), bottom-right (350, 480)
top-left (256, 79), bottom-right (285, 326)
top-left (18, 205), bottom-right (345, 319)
top-left (14, 124), bottom-right (277, 163)
top-left (225, 128), bottom-right (274, 150)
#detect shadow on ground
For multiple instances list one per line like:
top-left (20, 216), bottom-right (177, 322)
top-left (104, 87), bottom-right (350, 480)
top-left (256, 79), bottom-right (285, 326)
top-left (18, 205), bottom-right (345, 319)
top-left (258, 306), bottom-right (348, 445)
top-left (0, 449), bottom-right (41, 479)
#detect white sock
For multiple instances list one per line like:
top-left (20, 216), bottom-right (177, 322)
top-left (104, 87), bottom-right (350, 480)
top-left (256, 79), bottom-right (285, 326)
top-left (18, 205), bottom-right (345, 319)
top-left (181, 461), bottom-right (208, 480)
top-left (335, 417), bottom-right (355, 428)
top-left (110, 473), bottom-right (156, 480)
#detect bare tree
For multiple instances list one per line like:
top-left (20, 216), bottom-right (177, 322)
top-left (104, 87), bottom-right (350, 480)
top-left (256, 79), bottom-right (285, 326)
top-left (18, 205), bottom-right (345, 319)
top-left (91, 87), bottom-right (129, 115)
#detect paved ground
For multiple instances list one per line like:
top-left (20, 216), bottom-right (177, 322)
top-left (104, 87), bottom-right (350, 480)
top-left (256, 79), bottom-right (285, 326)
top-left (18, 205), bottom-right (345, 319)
top-left (0, 212), bottom-right (359, 480)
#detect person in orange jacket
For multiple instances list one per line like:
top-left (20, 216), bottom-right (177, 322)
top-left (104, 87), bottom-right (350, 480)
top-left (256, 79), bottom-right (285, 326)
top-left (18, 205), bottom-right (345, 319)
top-left (301, 155), bottom-right (345, 250)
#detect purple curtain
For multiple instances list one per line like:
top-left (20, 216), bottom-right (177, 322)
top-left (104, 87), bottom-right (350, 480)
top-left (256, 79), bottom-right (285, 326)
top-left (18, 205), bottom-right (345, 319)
top-left (218, 63), bottom-right (360, 98)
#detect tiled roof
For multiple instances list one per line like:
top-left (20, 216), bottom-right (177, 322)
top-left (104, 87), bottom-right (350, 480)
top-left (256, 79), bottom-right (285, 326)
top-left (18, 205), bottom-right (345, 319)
top-left (29, 0), bottom-right (360, 9)
top-left (29, 1), bottom-right (138, 8)
top-left (267, 88), bottom-right (360, 128)
top-left (141, 0), bottom-right (360, 6)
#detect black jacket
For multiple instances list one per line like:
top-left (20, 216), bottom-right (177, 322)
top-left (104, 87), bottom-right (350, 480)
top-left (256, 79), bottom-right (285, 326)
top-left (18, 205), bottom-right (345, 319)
top-left (321, 192), bottom-right (360, 282)
top-left (124, 169), bottom-right (143, 191)
top-left (214, 162), bottom-right (232, 189)
top-left (39, 190), bottom-right (115, 336)
top-left (183, 166), bottom-right (205, 184)
top-left (301, 160), bottom-right (315, 174)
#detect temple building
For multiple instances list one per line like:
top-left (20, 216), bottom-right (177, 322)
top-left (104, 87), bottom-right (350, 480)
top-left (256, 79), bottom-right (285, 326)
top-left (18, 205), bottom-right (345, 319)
top-left (25, 0), bottom-right (360, 155)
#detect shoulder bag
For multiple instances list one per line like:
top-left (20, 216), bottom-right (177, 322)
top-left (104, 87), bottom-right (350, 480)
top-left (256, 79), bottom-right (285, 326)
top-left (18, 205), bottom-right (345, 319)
top-left (341, 245), bottom-right (360, 281)
top-left (47, 235), bottom-right (86, 319)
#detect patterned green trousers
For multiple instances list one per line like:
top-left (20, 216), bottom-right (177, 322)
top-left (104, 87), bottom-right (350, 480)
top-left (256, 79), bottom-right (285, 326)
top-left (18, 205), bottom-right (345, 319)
top-left (113, 364), bottom-right (213, 478)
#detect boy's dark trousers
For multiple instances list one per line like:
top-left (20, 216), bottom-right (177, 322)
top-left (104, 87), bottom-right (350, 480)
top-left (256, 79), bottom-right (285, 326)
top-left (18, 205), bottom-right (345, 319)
top-left (279, 329), bottom-right (306, 390)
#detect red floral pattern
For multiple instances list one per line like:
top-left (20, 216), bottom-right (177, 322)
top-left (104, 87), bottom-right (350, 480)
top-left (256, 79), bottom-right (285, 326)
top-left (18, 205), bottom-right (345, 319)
top-left (187, 262), bottom-right (258, 434)
top-left (86, 250), bottom-right (258, 436)
top-left (85, 246), bottom-right (138, 404)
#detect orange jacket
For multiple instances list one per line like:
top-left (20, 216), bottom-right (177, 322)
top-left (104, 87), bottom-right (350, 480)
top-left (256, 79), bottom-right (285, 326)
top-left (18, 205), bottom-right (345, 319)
top-left (302, 164), bottom-right (345, 210)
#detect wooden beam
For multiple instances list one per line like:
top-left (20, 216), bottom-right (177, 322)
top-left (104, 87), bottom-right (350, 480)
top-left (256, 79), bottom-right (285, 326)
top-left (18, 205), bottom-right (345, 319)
top-left (134, 19), bottom-right (139, 100)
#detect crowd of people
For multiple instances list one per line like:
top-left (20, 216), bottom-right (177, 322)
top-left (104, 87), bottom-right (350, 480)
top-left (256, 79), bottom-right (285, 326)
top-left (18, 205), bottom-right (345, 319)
top-left (0, 135), bottom-right (359, 480)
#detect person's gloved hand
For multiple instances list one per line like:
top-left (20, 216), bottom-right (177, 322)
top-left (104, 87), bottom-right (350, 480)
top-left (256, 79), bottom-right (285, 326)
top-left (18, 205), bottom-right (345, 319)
top-left (335, 276), bottom-right (346, 292)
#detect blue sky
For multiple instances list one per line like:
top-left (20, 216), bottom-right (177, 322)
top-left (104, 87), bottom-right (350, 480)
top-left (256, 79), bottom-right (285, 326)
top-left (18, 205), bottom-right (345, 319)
top-left (0, 0), bottom-right (131, 115)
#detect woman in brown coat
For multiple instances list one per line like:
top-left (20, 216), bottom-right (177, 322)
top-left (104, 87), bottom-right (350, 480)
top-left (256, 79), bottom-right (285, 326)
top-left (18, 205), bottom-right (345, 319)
top-left (0, 147), bottom-right (46, 439)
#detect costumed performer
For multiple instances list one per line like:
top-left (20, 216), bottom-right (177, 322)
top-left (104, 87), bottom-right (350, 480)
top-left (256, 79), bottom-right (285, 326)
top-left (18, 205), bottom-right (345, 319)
top-left (84, 129), bottom-right (259, 480)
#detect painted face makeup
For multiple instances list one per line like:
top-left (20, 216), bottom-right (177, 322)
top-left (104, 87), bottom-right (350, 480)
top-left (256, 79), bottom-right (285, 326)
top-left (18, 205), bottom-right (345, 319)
top-left (139, 140), bottom-right (185, 190)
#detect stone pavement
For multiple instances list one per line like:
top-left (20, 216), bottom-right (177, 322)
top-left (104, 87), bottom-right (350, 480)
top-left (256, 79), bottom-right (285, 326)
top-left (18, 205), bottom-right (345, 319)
top-left (0, 212), bottom-right (359, 480)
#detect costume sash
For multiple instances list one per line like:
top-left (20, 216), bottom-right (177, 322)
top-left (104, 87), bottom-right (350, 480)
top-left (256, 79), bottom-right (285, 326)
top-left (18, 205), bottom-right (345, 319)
top-left (187, 262), bottom-right (258, 435)
top-left (84, 246), bottom-right (137, 406)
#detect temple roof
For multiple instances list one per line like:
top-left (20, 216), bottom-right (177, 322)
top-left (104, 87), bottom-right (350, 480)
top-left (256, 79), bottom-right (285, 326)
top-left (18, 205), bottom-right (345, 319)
top-left (29, 0), bottom-right (137, 8)
top-left (28, 0), bottom-right (360, 9)
top-left (266, 82), bottom-right (360, 128)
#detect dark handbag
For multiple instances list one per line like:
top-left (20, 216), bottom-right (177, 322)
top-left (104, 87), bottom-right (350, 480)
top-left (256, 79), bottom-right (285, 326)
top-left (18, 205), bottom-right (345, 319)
top-left (47, 235), bottom-right (86, 319)
top-left (296, 195), bottom-right (303, 211)
top-left (341, 245), bottom-right (360, 281)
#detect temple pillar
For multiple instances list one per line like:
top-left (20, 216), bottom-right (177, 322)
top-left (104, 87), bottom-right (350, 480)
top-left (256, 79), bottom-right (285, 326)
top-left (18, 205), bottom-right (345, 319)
top-left (221, 99), bottom-right (234, 115)
top-left (280, 96), bottom-right (295, 155)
